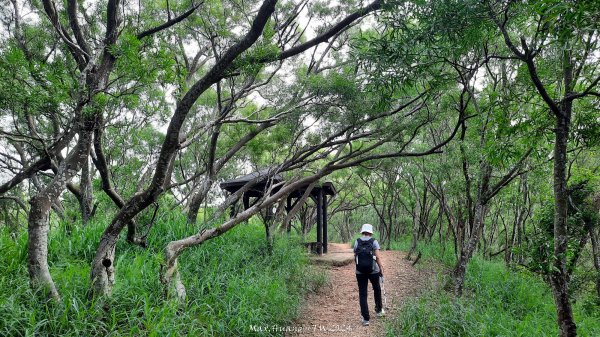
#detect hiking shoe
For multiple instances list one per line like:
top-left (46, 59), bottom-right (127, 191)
top-left (361, 317), bottom-right (369, 326)
top-left (376, 309), bottom-right (385, 318)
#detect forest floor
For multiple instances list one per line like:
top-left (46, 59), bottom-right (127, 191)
top-left (287, 243), bottom-right (434, 337)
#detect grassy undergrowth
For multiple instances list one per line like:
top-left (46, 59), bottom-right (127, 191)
top-left (0, 215), bottom-right (326, 336)
top-left (386, 238), bottom-right (600, 337)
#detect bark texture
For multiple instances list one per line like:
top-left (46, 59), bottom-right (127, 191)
top-left (27, 120), bottom-right (94, 300)
top-left (550, 111), bottom-right (576, 337)
top-left (454, 184), bottom-right (488, 296)
top-left (79, 157), bottom-right (94, 226)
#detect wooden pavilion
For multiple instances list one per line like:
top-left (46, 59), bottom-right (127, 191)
top-left (220, 169), bottom-right (336, 254)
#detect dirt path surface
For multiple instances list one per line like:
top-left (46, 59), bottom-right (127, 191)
top-left (287, 243), bottom-right (432, 337)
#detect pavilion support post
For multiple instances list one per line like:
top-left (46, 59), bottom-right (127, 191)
top-left (286, 196), bottom-right (293, 233)
top-left (243, 193), bottom-right (250, 209)
top-left (323, 194), bottom-right (328, 254)
top-left (316, 188), bottom-right (323, 255)
top-left (265, 205), bottom-right (274, 253)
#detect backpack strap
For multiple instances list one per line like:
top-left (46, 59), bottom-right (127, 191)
top-left (355, 238), bottom-right (375, 253)
top-left (368, 238), bottom-right (376, 254)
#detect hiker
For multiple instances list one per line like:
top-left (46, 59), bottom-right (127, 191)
top-left (354, 223), bottom-right (384, 326)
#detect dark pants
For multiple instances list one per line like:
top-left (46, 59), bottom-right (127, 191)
top-left (356, 273), bottom-right (382, 320)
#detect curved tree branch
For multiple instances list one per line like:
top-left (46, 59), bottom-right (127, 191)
top-left (137, 2), bottom-right (203, 40)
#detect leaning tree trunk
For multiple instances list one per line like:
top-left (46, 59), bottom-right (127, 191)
top-left (28, 126), bottom-right (94, 301)
top-left (91, 148), bottom-right (176, 296)
top-left (162, 200), bottom-right (268, 301)
top-left (91, 195), bottom-right (154, 296)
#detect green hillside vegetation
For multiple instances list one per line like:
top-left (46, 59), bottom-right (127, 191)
top-left (0, 216), bottom-right (325, 336)
top-left (387, 238), bottom-right (600, 337)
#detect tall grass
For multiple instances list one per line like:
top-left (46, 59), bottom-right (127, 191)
top-left (0, 215), bottom-right (324, 336)
top-left (385, 238), bottom-right (600, 337)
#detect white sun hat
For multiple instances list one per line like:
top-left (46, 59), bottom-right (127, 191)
top-left (360, 224), bottom-right (374, 234)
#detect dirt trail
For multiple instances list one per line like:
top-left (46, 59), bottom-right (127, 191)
top-left (287, 243), bottom-right (432, 337)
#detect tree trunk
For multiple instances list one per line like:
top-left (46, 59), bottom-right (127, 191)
top-left (91, 150), bottom-right (177, 296)
top-left (588, 224), bottom-right (600, 300)
top-left (548, 53), bottom-right (577, 336)
top-left (28, 126), bottom-right (93, 301)
top-left (90, 185), bottom-right (163, 296)
top-left (161, 243), bottom-right (187, 300)
top-left (186, 179), bottom-right (212, 225)
top-left (80, 157), bottom-right (94, 226)
top-left (186, 191), bottom-right (203, 225)
top-left (407, 202), bottom-right (420, 260)
top-left (454, 154), bottom-right (492, 297)
top-left (265, 220), bottom-right (273, 252)
top-left (549, 113), bottom-right (576, 337)
top-left (454, 200), bottom-right (485, 297)
top-left (512, 174), bottom-right (529, 265)
top-left (502, 212), bottom-right (512, 264)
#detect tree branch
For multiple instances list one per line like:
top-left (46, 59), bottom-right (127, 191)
top-left (67, 0), bottom-right (91, 60)
top-left (484, 148), bottom-right (533, 203)
top-left (41, 0), bottom-right (88, 69)
top-left (137, 2), bottom-right (203, 40)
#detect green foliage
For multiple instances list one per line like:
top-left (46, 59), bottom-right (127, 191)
top-left (236, 42), bottom-right (280, 77)
top-left (386, 257), bottom-right (600, 337)
top-left (523, 180), bottom-right (598, 275)
top-left (0, 216), bottom-right (322, 336)
top-left (573, 100), bottom-right (600, 147)
top-left (353, 0), bottom-right (493, 99)
top-left (0, 41), bottom-right (76, 127)
top-left (113, 31), bottom-right (177, 85)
